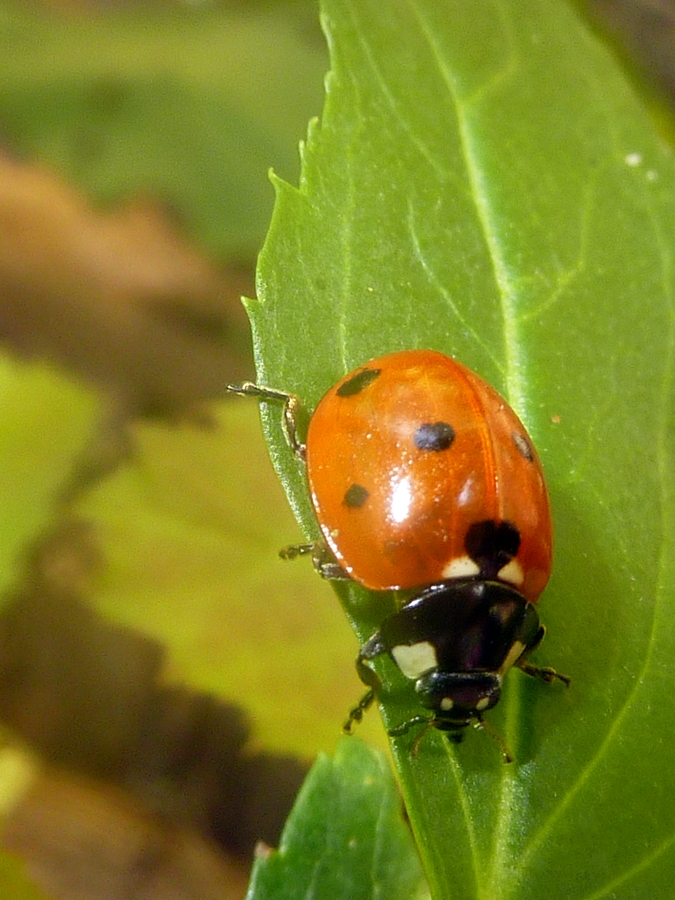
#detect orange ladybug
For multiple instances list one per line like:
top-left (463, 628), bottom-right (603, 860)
top-left (228, 349), bottom-right (568, 757)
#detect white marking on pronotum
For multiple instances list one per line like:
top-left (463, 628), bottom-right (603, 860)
top-left (391, 641), bottom-right (438, 679)
top-left (500, 641), bottom-right (526, 675)
top-left (442, 556), bottom-right (480, 580)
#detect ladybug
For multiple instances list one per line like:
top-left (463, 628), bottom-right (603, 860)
top-left (228, 350), bottom-right (568, 757)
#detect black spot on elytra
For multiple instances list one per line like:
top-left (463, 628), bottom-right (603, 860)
top-left (343, 483), bottom-right (370, 508)
top-left (336, 368), bottom-right (381, 397)
top-left (414, 421), bottom-right (455, 452)
top-left (464, 520), bottom-right (520, 578)
top-left (512, 432), bottom-right (534, 461)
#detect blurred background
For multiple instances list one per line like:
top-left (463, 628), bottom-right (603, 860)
top-left (0, 1), bottom-right (671, 897)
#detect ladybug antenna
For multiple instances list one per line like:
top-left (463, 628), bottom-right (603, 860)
top-left (410, 718), bottom-right (437, 757)
top-left (474, 715), bottom-right (513, 764)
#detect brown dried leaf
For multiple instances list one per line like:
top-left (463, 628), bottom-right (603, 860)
top-left (1, 765), bottom-right (249, 900)
top-left (0, 156), bottom-right (253, 415)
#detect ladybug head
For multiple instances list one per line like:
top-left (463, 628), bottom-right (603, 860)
top-left (415, 670), bottom-right (502, 727)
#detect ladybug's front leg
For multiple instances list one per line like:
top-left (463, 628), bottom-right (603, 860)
top-left (519, 659), bottom-right (571, 686)
top-left (226, 382), bottom-right (306, 460)
top-left (515, 621), bottom-right (571, 686)
top-left (343, 632), bottom-right (386, 734)
top-left (279, 541), bottom-right (350, 581)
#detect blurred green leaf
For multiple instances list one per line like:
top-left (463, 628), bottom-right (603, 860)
top-left (246, 738), bottom-right (426, 900)
top-left (0, 358), bottom-right (99, 596)
top-left (246, 0), bottom-right (675, 898)
top-left (0, 357), bottom-right (100, 892)
top-left (0, 750), bottom-right (48, 900)
top-left (78, 401), bottom-right (386, 759)
top-left (0, 2), bottom-right (327, 256)
top-left (0, 852), bottom-right (50, 900)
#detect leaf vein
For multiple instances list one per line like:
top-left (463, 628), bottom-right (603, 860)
top-left (578, 830), bottom-right (675, 900)
top-left (509, 207), bottom-right (675, 894)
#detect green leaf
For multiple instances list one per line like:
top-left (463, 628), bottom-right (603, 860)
top-left (246, 738), bottom-right (426, 900)
top-left (0, 358), bottom-right (99, 596)
top-left (247, 0), bottom-right (675, 898)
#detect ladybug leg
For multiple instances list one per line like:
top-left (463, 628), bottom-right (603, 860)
top-left (515, 624), bottom-right (571, 686)
top-left (343, 689), bottom-right (376, 734)
top-left (279, 542), bottom-right (317, 560)
top-left (343, 633), bottom-right (387, 733)
top-left (389, 715), bottom-right (513, 762)
top-left (518, 661), bottom-right (571, 686)
top-left (388, 715), bottom-right (436, 755)
top-left (279, 541), bottom-right (351, 581)
top-left (315, 559), bottom-right (351, 580)
top-left (473, 715), bottom-right (513, 764)
top-left (226, 382), bottom-right (306, 460)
